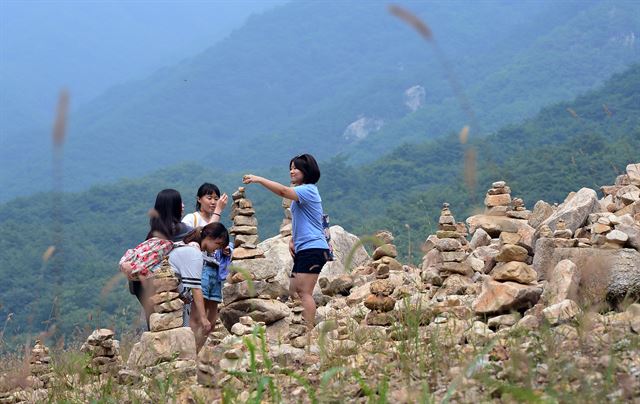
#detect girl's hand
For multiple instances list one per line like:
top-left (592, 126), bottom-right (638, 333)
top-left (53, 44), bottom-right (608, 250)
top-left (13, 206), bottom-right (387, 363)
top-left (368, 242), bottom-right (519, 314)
top-left (215, 193), bottom-right (228, 213)
top-left (242, 174), bottom-right (259, 184)
top-left (222, 246), bottom-right (231, 256)
top-left (289, 238), bottom-right (295, 258)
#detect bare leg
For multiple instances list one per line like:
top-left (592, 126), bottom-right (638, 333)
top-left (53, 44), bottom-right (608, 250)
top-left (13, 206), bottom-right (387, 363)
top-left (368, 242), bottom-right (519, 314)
top-left (205, 300), bottom-right (219, 331)
top-left (292, 272), bottom-right (320, 329)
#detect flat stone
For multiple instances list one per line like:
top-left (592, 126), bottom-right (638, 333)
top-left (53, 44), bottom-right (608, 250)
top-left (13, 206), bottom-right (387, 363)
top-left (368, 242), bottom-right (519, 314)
top-left (435, 238), bottom-right (462, 252)
top-left (485, 193), bottom-right (512, 207)
top-left (232, 247), bottom-right (265, 260)
top-left (234, 234), bottom-right (259, 247)
top-left (491, 261), bottom-right (537, 284)
top-left (154, 298), bottom-right (184, 313)
top-left (223, 280), bottom-right (287, 304)
top-left (495, 244), bottom-right (529, 262)
top-left (86, 329), bottom-right (115, 345)
top-left (364, 295), bottom-right (396, 312)
top-left (153, 277), bottom-right (180, 293)
top-left (487, 314), bottom-right (520, 329)
top-left (370, 279), bottom-right (395, 296)
top-left (372, 244), bottom-right (397, 260)
top-left (441, 251), bottom-right (467, 262)
top-left (149, 310), bottom-right (183, 332)
top-left (150, 292), bottom-right (180, 305)
top-left (230, 225), bottom-right (258, 235)
top-left (233, 215), bottom-right (258, 227)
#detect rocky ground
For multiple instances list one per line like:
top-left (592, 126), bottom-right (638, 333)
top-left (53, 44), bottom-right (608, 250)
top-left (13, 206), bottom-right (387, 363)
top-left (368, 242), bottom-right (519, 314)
top-left (1, 163), bottom-right (639, 403)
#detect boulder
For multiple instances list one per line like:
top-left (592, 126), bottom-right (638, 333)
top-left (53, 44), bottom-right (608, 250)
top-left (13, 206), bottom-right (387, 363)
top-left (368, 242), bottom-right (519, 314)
top-left (127, 328), bottom-right (196, 369)
top-left (528, 201), bottom-right (555, 229)
top-left (541, 259), bottom-right (580, 306)
top-left (534, 188), bottom-right (600, 242)
top-left (219, 299), bottom-right (290, 330)
top-left (149, 310), bottom-right (183, 332)
top-left (627, 163), bottom-right (640, 186)
top-left (616, 223), bottom-right (640, 250)
top-left (533, 247), bottom-right (640, 307)
top-left (364, 295), bottom-right (396, 312)
top-left (472, 279), bottom-right (542, 314)
top-left (491, 261), bottom-right (537, 284)
top-left (435, 238), bottom-right (462, 252)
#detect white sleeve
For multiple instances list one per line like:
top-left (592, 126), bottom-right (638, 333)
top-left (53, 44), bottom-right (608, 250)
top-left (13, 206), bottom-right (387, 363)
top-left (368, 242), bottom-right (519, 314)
top-left (169, 247), bottom-right (203, 289)
top-left (182, 213), bottom-right (196, 227)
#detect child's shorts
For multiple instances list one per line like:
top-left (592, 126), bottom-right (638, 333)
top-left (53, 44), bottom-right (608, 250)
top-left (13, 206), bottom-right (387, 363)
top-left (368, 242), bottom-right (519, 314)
top-left (201, 265), bottom-right (223, 302)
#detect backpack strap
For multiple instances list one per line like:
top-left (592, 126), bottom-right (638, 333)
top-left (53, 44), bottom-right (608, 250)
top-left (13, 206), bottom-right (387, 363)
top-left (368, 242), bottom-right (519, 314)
top-left (193, 213), bottom-right (198, 228)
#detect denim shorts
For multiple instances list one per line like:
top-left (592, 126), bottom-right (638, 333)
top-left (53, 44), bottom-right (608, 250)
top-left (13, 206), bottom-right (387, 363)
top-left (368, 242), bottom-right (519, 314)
top-left (201, 265), bottom-right (223, 302)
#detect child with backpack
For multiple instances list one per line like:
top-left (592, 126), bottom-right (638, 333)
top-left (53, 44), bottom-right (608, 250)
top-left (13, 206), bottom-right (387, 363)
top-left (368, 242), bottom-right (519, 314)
top-left (124, 189), bottom-right (192, 329)
top-left (243, 153), bottom-right (330, 330)
top-left (182, 183), bottom-right (228, 228)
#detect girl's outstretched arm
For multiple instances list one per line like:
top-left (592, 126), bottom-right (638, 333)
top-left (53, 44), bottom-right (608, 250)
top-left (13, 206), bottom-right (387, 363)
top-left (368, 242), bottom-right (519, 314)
top-left (243, 174), bottom-right (299, 201)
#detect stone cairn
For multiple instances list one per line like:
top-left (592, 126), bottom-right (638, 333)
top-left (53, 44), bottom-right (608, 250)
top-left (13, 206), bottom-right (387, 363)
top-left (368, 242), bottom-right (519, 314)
top-left (484, 181), bottom-right (512, 217)
top-left (507, 197), bottom-right (531, 220)
top-left (29, 339), bottom-right (53, 387)
top-left (198, 317), bottom-right (266, 388)
top-left (80, 329), bottom-right (122, 375)
top-left (280, 193), bottom-right (293, 237)
top-left (369, 230), bottom-right (402, 278)
top-left (287, 305), bottom-right (307, 349)
top-left (435, 204), bottom-right (470, 278)
top-left (230, 187), bottom-right (264, 260)
top-left (490, 232), bottom-right (537, 285)
top-left (149, 269), bottom-right (184, 332)
top-left (364, 278), bottom-right (397, 326)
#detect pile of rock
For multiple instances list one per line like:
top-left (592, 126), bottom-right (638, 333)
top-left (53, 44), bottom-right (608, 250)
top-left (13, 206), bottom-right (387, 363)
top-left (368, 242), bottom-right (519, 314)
top-left (436, 205), bottom-right (471, 278)
top-left (149, 270), bottom-right (183, 331)
top-left (280, 194), bottom-right (292, 237)
top-left (364, 279), bottom-right (396, 326)
top-left (369, 230), bottom-right (402, 278)
top-left (484, 181), bottom-right (512, 216)
top-left (29, 339), bottom-right (53, 386)
top-left (198, 322), bottom-right (266, 388)
top-left (80, 329), bottom-right (122, 375)
top-left (230, 187), bottom-right (264, 260)
top-left (507, 197), bottom-right (531, 220)
top-left (287, 304), bottom-right (308, 348)
top-left (600, 163), bottom-right (640, 217)
top-left (473, 230), bottom-right (542, 315)
top-left (127, 267), bottom-right (197, 371)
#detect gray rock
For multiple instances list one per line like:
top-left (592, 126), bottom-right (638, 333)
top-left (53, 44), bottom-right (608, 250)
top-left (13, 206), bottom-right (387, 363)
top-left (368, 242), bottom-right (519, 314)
top-left (528, 200), bottom-right (555, 229)
top-left (616, 223), bottom-right (640, 250)
top-left (534, 188), bottom-right (601, 243)
top-left (541, 259), bottom-right (580, 306)
top-left (469, 228), bottom-right (491, 250)
top-left (534, 247), bottom-right (640, 308)
top-left (127, 328), bottom-right (196, 369)
top-left (627, 163), bottom-right (640, 186)
top-left (223, 280), bottom-right (287, 304)
top-left (472, 279), bottom-right (542, 315)
top-left (542, 299), bottom-right (581, 326)
top-left (219, 298), bottom-right (290, 330)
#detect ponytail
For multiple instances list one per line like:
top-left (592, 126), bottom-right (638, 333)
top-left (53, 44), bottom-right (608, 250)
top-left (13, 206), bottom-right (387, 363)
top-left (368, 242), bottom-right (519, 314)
top-left (182, 222), bottom-right (229, 247)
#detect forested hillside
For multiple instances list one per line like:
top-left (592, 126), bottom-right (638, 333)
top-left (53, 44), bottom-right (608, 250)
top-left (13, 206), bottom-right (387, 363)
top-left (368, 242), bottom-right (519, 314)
top-left (2, 0), bottom-right (638, 201)
top-left (0, 63), bottom-right (638, 348)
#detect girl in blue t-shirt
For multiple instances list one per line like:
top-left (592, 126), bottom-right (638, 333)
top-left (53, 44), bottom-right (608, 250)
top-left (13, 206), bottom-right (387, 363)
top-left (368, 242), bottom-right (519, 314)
top-left (243, 153), bottom-right (330, 329)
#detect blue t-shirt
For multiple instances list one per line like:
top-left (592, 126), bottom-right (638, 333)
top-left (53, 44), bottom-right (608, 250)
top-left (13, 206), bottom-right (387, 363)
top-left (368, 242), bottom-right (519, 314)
top-left (291, 184), bottom-right (329, 253)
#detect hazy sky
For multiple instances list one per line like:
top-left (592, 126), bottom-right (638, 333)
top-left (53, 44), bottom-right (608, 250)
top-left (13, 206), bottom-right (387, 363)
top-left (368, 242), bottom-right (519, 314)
top-left (0, 0), bottom-right (287, 129)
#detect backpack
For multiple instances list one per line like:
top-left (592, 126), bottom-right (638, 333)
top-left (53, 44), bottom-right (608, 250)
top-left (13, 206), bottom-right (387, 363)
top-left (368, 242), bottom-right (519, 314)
top-left (119, 237), bottom-right (175, 280)
top-left (322, 214), bottom-right (335, 261)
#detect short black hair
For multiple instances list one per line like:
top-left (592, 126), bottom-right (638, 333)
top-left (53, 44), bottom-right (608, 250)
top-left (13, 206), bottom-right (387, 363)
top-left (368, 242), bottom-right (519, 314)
top-left (289, 154), bottom-right (321, 184)
top-left (195, 182), bottom-right (221, 210)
